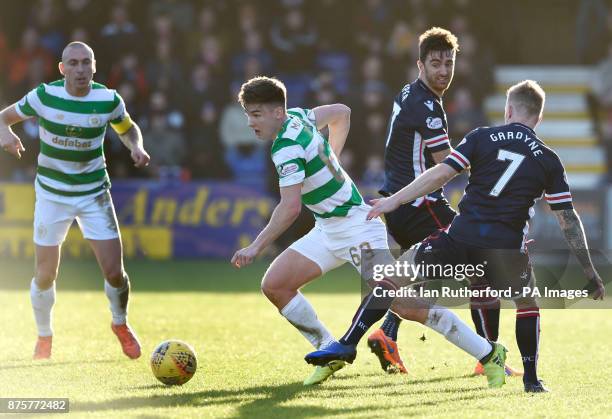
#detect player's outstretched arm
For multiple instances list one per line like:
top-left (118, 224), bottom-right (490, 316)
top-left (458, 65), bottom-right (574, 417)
top-left (117, 122), bottom-right (150, 168)
top-left (231, 183), bottom-right (302, 268)
top-left (554, 208), bottom-right (605, 300)
top-left (367, 163), bottom-right (458, 220)
top-left (312, 104), bottom-right (351, 156)
top-left (431, 148), bottom-right (452, 163)
top-left (0, 104), bottom-right (28, 159)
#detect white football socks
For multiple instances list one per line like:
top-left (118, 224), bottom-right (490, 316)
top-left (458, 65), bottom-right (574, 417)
top-left (30, 278), bottom-right (55, 337)
top-left (425, 306), bottom-right (492, 360)
top-left (280, 292), bottom-right (334, 349)
top-left (104, 275), bottom-right (130, 325)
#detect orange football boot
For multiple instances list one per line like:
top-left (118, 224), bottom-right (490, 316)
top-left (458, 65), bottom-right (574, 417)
top-left (111, 323), bottom-right (142, 359)
top-left (367, 329), bottom-right (407, 374)
top-left (33, 336), bottom-right (52, 360)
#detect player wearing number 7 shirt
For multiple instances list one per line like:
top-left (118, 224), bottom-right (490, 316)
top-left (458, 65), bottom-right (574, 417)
top-left (357, 80), bottom-right (604, 393)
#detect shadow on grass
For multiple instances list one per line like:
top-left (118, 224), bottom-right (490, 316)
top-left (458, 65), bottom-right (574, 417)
top-left (0, 358), bottom-right (120, 371)
top-left (71, 375), bottom-right (498, 418)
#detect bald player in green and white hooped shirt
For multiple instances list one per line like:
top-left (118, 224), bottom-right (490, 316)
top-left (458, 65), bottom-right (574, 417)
top-left (0, 42), bottom-right (150, 361)
top-left (231, 76), bottom-right (392, 386)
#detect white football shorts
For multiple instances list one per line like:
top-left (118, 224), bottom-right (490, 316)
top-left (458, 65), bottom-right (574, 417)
top-left (33, 189), bottom-right (120, 246)
top-left (289, 206), bottom-right (392, 276)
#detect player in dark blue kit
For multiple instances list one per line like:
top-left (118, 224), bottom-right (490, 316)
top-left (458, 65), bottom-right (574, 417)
top-left (363, 80), bottom-right (605, 392)
top-left (367, 27), bottom-right (458, 374)
top-left (362, 27), bottom-right (518, 377)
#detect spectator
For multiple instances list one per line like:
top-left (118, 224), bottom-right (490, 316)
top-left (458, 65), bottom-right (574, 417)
top-left (31, 0), bottom-right (65, 57)
top-left (446, 87), bottom-right (488, 143)
top-left (7, 27), bottom-right (54, 98)
top-left (63, 0), bottom-right (104, 30)
top-left (269, 7), bottom-right (317, 75)
top-left (587, 43), bottom-right (612, 182)
top-left (146, 39), bottom-right (185, 101)
top-left (141, 91), bottom-right (187, 178)
top-left (231, 31), bottom-right (273, 82)
top-left (99, 4), bottom-right (139, 72)
top-left (187, 101), bottom-right (231, 179)
top-left (219, 84), bottom-right (267, 186)
top-left (107, 53), bottom-right (149, 100)
top-left (185, 63), bottom-right (224, 129)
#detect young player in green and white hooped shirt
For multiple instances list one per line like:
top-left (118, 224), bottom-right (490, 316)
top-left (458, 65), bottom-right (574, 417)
top-left (233, 77), bottom-right (510, 390)
top-left (0, 42), bottom-right (150, 361)
top-left (231, 76), bottom-right (390, 386)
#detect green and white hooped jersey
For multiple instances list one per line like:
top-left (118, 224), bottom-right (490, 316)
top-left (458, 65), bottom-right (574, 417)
top-left (15, 79), bottom-right (130, 199)
top-left (271, 107), bottom-right (365, 219)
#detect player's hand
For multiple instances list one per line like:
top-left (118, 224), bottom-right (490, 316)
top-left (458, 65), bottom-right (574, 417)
top-left (0, 131), bottom-right (25, 159)
top-left (366, 196), bottom-right (400, 220)
top-left (584, 271), bottom-right (605, 300)
top-left (131, 146), bottom-right (150, 168)
top-left (231, 245), bottom-right (260, 268)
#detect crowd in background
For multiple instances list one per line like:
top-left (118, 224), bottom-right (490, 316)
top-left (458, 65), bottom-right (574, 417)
top-left (0, 0), bottom-right (501, 189)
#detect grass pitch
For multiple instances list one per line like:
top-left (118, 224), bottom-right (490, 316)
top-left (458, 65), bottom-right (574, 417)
top-left (0, 258), bottom-right (611, 418)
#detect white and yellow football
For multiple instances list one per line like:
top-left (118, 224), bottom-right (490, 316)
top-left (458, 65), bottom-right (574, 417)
top-left (150, 340), bottom-right (197, 385)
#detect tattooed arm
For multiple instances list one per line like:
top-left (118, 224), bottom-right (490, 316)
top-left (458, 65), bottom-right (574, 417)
top-left (554, 209), bottom-right (605, 300)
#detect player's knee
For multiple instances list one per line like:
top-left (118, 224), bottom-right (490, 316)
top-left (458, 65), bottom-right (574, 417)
top-left (261, 273), bottom-right (293, 302)
top-left (35, 268), bottom-right (57, 288)
top-left (391, 304), bottom-right (418, 322)
top-left (105, 267), bottom-right (126, 287)
top-left (260, 275), bottom-right (274, 298)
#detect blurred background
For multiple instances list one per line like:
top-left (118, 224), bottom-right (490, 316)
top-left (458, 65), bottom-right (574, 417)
top-left (0, 0), bottom-right (610, 261)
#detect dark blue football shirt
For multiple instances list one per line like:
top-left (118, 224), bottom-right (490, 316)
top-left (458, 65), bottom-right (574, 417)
top-left (381, 79), bottom-right (451, 206)
top-left (443, 122), bottom-right (573, 249)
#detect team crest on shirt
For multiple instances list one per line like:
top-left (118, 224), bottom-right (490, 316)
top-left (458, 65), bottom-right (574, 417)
top-left (426, 117), bottom-right (443, 129)
top-left (278, 162), bottom-right (299, 177)
top-left (65, 125), bottom-right (83, 137)
top-left (88, 116), bottom-right (102, 127)
top-left (424, 100), bottom-right (434, 111)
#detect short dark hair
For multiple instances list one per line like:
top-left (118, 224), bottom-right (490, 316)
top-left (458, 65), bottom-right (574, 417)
top-left (418, 27), bottom-right (459, 62)
top-left (238, 76), bottom-right (286, 108)
top-left (507, 80), bottom-right (545, 118)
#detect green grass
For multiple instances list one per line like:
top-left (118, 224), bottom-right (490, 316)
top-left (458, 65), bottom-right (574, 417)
top-left (0, 259), bottom-right (611, 418)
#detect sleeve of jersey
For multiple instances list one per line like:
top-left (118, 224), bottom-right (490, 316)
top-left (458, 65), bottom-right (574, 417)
top-left (14, 85), bottom-right (43, 118)
top-left (443, 136), bottom-right (474, 172)
top-left (109, 93), bottom-right (134, 135)
top-left (288, 107), bottom-right (316, 128)
top-left (271, 139), bottom-right (306, 187)
top-left (420, 103), bottom-right (450, 152)
top-left (544, 158), bottom-right (573, 210)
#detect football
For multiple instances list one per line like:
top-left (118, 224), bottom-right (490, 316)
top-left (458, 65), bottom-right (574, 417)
top-left (150, 340), bottom-right (197, 385)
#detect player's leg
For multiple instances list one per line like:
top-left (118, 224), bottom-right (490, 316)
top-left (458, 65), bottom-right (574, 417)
top-left (32, 245), bottom-right (61, 359)
top-left (264, 228), bottom-right (346, 385)
top-left (88, 237), bottom-right (141, 359)
top-left (513, 268), bottom-right (547, 392)
top-left (370, 201), bottom-right (456, 372)
top-left (389, 231), bottom-right (506, 388)
top-left (386, 231), bottom-right (506, 388)
top-left (261, 246), bottom-right (337, 350)
top-left (391, 301), bottom-right (507, 388)
top-left (80, 191), bottom-right (141, 359)
top-left (471, 279), bottom-right (522, 377)
top-left (373, 203), bottom-right (432, 346)
top-left (305, 217), bottom-right (400, 366)
top-left (31, 195), bottom-right (75, 359)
